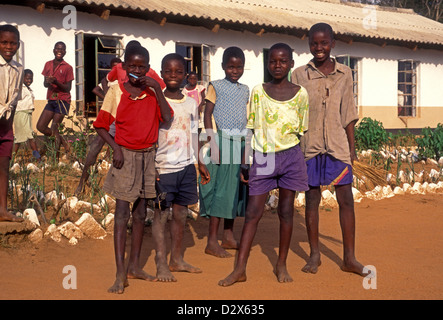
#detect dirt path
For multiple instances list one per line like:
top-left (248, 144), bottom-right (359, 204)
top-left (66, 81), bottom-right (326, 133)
top-left (1, 193), bottom-right (442, 301)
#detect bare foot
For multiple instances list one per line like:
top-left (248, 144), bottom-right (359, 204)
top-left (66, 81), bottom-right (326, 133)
top-left (221, 239), bottom-right (239, 250)
top-left (341, 258), bottom-right (368, 276)
top-left (169, 260), bottom-right (202, 274)
top-left (218, 270), bottom-right (247, 287)
top-left (127, 267), bottom-right (157, 281)
top-left (205, 243), bottom-right (233, 258)
top-left (274, 263), bottom-right (293, 283)
top-left (108, 275), bottom-right (129, 294)
top-left (0, 210), bottom-right (24, 222)
top-left (301, 252), bottom-right (321, 274)
top-left (156, 263), bottom-right (177, 282)
top-left (74, 183), bottom-right (84, 197)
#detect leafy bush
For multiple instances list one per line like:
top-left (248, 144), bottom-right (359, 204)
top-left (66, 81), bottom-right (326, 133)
top-left (416, 123), bottom-right (443, 160)
top-left (355, 117), bottom-right (389, 151)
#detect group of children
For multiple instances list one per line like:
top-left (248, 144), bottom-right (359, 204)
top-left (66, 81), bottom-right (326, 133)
top-left (0, 22), bottom-right (368, 294)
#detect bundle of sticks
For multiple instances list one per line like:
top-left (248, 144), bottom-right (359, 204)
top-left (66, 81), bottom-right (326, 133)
top-left (352, 161), bottom-right (388, 190)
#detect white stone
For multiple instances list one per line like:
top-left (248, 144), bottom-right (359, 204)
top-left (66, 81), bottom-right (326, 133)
top-left (321, 189), bottom-right (337, 207)
top-left (23, 208), bottom-right (40, 227)
top-left (44, 224), bottom-right (62, 242)
top-left (352, 187), bottom-right (363, 203)
top-left (58, 221), bottom-right (84, 240)
top-left (102, 213), bottom-right (114, 230)
top-left (28, 228), bottom-right (43, 244)
top-left (75, 213), bottom-right (107, 239)
top-left (26, 163), bottom-right (40, 173)
top-left (10, 163), bottom-right (20, 173)
top-left (295, 192), bottom-right (305, 207)
top-left (69, 237), bottom-right (78, 245)
top-left (393, 186), bottom-right (405, 195)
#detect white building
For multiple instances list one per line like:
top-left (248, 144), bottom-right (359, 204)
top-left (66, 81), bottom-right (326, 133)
top-left (1, 0), bottom-right (443, 132)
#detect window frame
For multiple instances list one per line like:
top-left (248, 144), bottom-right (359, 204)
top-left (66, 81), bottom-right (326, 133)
top-left (397, 59), bottom-right (418, 118)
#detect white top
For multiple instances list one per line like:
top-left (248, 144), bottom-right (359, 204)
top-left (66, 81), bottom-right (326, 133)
top-left (155, 95), bottom-right (198, 174)
top-left (16, 85), bottom-right (34, 112)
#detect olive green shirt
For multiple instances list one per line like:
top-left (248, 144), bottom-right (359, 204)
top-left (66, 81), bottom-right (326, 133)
top-left (291, 59), bottom-right (358, 165)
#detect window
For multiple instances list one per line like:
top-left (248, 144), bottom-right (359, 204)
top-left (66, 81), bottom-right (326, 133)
top-left (176, 43), bottom-right (211, 87)
top-left (397, 60), bottom-right (417, 117)
top-left (336, 55), bottom-right (360, 107)
top-left (75, 33), bottom-right (123, 119)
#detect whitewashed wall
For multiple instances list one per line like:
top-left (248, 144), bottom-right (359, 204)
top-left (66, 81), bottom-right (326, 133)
top-left (1, 4), bottom-right (443, 129)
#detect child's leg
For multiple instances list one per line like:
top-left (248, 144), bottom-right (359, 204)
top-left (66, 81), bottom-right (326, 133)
top-left (275, 188), bottom-right (296, 283)
top-left (74, 135), bottom-right (106, 195)
top-left (303, 186), bottom-right (322, 273)
top-left (127, 197), bottom-right (156, 281)
top-left (218, 193), bottom-right (268, 287)
top-left (0, 156), bottom-right (23, 222)
top-left (335, 184), bottom-right (367, 276)
top-left (153, 206), bottom-right (176, 282)
top-left (50, 113), bottom-right (69, 155)
top-left (221, 218), bottom-right (239, 250)
top-left (205, 216), bottom-right (232, 258)
top-left (28, 139), bottom-right (41, 161)
top-left (169, 203), bottom-right (201, 273)
top-left (108, 199), bottom-right (131, 294)
top-left (13, 143), bottom-right (20, 154)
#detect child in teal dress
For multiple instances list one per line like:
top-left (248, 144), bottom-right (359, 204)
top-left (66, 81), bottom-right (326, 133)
top-left (198, 47), bottom-right (249, 258)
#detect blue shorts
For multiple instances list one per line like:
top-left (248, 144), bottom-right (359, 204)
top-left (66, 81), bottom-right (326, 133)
top-left (248, 145), bottom-right (309, 196)
top-left (44, 100), bottom-right (70, 115)
top-left (155, 164), bottom-right (198, 209)
top-left (306, 154), bottom-right (353, 187)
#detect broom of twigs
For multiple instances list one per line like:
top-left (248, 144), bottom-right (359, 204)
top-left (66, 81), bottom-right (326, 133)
top-left (352, 160), bottom-right (388, 190)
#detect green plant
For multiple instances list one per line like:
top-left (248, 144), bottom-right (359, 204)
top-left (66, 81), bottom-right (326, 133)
top-left (355, 117), bottom-right (389, 152)
top-left (416, 123), bottom-right (443, 160)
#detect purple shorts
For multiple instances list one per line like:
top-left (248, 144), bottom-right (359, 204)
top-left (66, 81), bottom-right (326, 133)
top-left (248, 145), bottom-right (309, 196)
top-left (0, 118), bottom-right (14, 158)
top-left (306, 153), bottom-right (353, 187)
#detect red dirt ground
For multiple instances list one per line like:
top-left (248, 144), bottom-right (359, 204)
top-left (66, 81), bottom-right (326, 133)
top-left (1, 193), bottom-right (442, 302)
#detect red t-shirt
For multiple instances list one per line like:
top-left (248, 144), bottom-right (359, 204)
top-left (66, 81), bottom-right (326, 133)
top-left (107, 63), bottom-right (166, 89)
top-left (41, 60), bottom-right (74, 103)
top-left (93, 82), bottom-right (173, 150)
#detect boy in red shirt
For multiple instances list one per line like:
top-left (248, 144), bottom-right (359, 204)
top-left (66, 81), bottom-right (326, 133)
top-left (37, 41), bottom-right (74, 157)
top-left (93, 45), bottom-right (173, 294)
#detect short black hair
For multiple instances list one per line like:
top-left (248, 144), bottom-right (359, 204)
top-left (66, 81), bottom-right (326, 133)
top-left (269, 43), bottom-right (293, 60)
top-left (0, 24), bottom-right (20, 42)
top-left (222, 46), bottom-right (245, 66)
top-left (110, 57), bottom-right (122, 65)
top-left (161, 53), bottom-right (186, 69)
top-left (54, 41), bottom-right (66, 49)
top-left (124, 45), bottom-right (150, 64)
top-left (126, 40), bottom-right (141, 50)
top-left (308, 23), bottom-right (334, 40)
top-left (24, 69), bottom-right (33, 76)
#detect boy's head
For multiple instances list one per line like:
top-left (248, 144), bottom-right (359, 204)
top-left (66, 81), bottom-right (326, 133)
top-left (123, 45), bottom-right (150, 83)
top-left (222, 46), bottom-right (245, 83)
top-left (110, 57), bottom-right (122, 69)
top-left (24, 69), bottom-right (33, 87)
top-left (161, 53), bottom-right (186, 90)
top-left (0, 24), bottom-right (20, 62)
top-left (308, 23), bottom-right (335, 62)
top-left (53, 41), bottom-right (66, 61)
top-left (267, 43), bottom-right (294, 80)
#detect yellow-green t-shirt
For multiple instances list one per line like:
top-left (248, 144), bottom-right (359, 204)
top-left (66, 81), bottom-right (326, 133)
top-left (246, 84), bottom-right (309, 153)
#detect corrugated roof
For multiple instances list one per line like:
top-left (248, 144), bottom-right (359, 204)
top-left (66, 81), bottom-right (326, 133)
top-left (13, 0), bottom-right (443, 48)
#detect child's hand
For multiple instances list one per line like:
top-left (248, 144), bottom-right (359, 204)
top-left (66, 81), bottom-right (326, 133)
top-left (155, 169), bottom-right (160, 181)
top-left (112, 146), bottom-right (124, 169)
top-left (199, 164), bottom-right (211, 185)
top-left (240, 166), bottom-right (249, 184)
top-left (46, 76), bottom-right (56, 84)
top-left (350, 150), bottom-right (358, 164)
top-left (138, 76), bottom-right (160, 90)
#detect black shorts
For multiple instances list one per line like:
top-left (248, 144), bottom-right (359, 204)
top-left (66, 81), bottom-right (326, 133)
top-left (155, 164), bottom-right (198, 209)
top-left (44, 100), bottom-right (70, 115)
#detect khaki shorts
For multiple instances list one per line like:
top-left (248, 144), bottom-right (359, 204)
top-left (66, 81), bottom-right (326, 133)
top-left (103, 146), bottom-right (156, 203)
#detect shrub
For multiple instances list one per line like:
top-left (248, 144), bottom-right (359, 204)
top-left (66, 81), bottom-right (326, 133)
top-left (355, 117), bottom-right (389, 151)
top-left (416, 123), bottom-right (443, 160)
